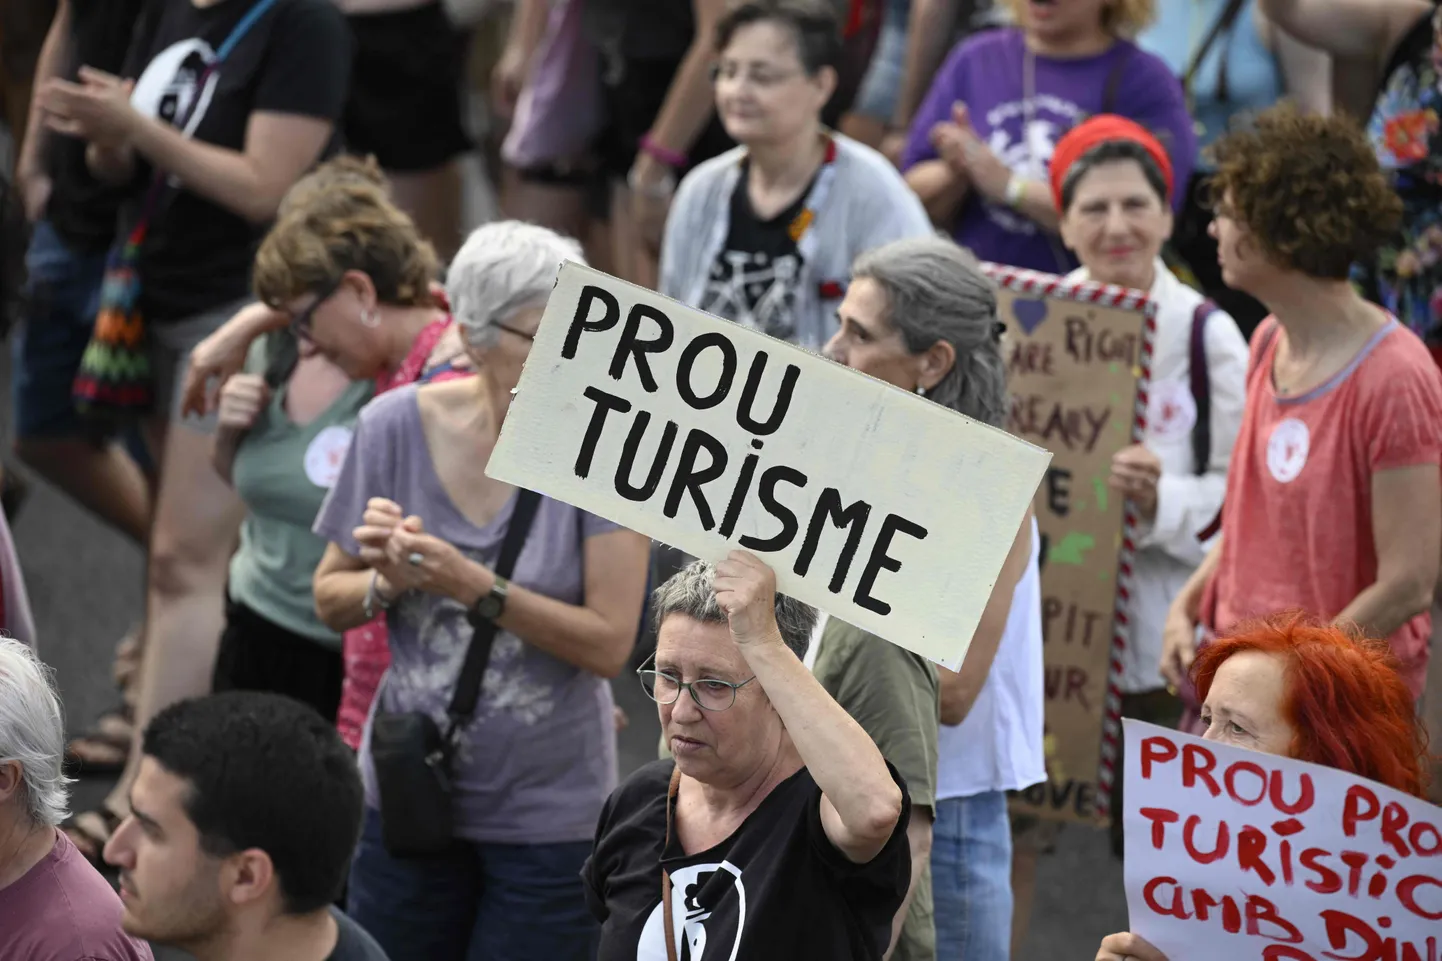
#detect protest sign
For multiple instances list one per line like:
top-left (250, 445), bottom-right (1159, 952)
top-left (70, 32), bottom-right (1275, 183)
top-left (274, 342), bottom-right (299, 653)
top-left (486, 262), bottom-right (1051, 670)
top-left (1123, 720), bottom-right (1442, 961)
top-left (985, 265), bottom-right (1155, 823)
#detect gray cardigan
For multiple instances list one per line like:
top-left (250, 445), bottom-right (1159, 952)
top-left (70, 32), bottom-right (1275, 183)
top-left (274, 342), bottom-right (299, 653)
top-left (659, 133), bottom-right (934, 351)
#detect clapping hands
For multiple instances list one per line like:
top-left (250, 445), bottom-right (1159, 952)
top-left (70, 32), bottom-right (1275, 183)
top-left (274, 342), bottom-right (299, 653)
top-left (929, 102), bottom-right (1013, 204)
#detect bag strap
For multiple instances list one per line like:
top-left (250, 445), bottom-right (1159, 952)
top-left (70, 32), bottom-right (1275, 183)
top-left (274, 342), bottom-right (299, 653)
top-left (661, 764), bottom-right (682, 961)
top-left (1182, 0), bottom-right (1248, 103)
top-left (1100, 43), bottom-right (1133, 115)
top-left (1188, 300), bottom-right (1215, 477)
top-left (130, 0), bottom-right (281, 237)
top-left (445, 488), bottom-right (543, 725)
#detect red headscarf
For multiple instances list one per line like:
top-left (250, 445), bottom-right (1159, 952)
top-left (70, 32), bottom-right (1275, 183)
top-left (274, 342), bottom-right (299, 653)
top-left (1049, 114), bottom-right (1174, 212)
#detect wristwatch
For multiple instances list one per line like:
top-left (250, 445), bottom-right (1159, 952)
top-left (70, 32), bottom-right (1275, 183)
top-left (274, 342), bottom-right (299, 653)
top-left (471, 576), bottom-right (511, 622)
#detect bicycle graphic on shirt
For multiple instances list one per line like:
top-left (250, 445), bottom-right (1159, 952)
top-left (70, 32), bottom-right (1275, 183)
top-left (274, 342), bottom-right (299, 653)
top-left (699, 250), bottom-right (801, 343)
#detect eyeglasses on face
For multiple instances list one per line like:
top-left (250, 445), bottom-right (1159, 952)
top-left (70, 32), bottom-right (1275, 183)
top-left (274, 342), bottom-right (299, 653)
top-left (636, 658), bottom-right (757, 712)
top-left (289, 276), bottom-right (343, 339)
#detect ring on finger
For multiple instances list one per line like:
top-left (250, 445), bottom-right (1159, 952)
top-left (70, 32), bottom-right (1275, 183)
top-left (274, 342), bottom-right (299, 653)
top-left (408, 551), bottom-right (424, 567)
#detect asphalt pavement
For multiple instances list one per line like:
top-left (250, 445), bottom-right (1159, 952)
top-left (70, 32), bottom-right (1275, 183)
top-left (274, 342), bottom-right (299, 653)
top-left (0, 348), bottom-right (1127, 959)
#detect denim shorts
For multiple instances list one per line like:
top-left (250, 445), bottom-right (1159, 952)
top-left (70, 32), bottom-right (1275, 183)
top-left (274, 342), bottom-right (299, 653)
top-left (347, 808), bottom-right (598, 961)
top-left (14, 219), bottom-right (237, 438)
top-left (13, 219), bottom-right (111, 440)
top-left (852, 0), bottom-right (911, 121)
top-left (931, 790), bottom-right (1014, 961)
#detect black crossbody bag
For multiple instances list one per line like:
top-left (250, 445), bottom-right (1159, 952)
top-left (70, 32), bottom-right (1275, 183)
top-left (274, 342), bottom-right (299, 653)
top-left (369, 489), bottom-right (542, 857)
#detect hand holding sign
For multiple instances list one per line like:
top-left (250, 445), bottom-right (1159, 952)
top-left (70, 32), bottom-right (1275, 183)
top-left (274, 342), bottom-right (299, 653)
top-left (714, 551), bottom-right (785, 649)
top-left (1096, 932), bottom-right (1168, 961)
top-left (486, 263), bottom-right (1048, 669)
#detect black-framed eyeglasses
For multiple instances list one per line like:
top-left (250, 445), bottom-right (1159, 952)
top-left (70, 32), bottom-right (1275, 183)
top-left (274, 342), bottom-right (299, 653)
top-left (637, 657), bottom-right (757, 712)
top-left (495, 322), bottom-right (535, 342)
top-left (289, 276), bottom-right (343, 340)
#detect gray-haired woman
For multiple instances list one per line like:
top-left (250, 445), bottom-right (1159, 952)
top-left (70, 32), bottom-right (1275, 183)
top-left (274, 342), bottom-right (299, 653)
top-left (310, 220), bottom-right (650, 961)
top-left (824, 235), bottom-right (1044, 961)
top-left (584, 553), bottom-right (912, 959)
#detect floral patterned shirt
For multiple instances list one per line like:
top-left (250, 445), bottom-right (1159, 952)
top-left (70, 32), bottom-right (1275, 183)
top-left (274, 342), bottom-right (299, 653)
top-left (1361, 7), bottom-right (1442, 349)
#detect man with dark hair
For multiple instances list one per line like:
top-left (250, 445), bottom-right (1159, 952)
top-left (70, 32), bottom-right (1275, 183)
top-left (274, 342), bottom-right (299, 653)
top-left (101, 691), bottom-right (387, 961)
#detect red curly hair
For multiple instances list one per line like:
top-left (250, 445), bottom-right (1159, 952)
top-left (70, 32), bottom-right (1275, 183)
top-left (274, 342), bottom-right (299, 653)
top-left (1192, 614), bottom-right (1431, 799)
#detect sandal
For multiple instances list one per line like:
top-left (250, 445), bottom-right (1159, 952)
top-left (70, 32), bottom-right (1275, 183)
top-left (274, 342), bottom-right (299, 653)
top-left (63, 806), bottom-right (124, 869)
top-left (65, 705), bottom-right (133, 776)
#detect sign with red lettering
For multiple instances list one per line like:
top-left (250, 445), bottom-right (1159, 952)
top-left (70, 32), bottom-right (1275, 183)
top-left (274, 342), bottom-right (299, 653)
top-left (487, 263), bottom-right (1052, 670)
top-left (987, 266), bottom-right (1155, 824)
top-left (1124, 720), bottom-right (1442, 960)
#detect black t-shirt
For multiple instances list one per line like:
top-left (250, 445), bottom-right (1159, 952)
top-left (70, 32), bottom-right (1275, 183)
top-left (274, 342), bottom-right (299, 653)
top-left (121, 0), bottom-right (351, 322)
top-left (583, 759), bottom-right (912, 961)
top-left (697, 167), bottom-right (817, 343)
top-left (326, 908), bottom-right (390, 960)
top-left (44, 0), bottom-right (153, 251)
top-left (583, 0), bottom-right (694, 62)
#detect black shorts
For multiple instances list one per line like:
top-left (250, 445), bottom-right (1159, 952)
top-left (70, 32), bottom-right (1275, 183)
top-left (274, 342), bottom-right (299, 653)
top-left (597, 57), bottom-right (734, 181)
top-left (342, 2), bottom-right (473, 172)
top-left (212, 595), bottom-right (344, 724)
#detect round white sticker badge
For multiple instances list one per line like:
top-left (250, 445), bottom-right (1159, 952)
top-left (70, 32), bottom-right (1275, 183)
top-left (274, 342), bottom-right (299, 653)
top-left (1147, 379), bottom-right (1197, 441)
top-left (1266, 418), bottom-right (1310, 483)
top-left (304, 426), bottom-right (354, 489)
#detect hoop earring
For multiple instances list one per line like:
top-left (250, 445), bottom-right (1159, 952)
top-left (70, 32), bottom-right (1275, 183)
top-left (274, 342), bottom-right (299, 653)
top-left (360, 308), bottom-right (380, 329)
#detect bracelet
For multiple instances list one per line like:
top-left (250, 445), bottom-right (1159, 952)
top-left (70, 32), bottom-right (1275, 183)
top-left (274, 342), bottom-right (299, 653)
top-left (1004, 175), bottom-right (1027, 209)
top-left (363, 570), bottom-right (395, 620)
top-left (639, 133), bottom-right (687, 169)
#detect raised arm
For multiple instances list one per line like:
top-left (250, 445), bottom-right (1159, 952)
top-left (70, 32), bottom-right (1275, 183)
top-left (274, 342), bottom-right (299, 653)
top-left (714, 552), bottom-right (904, 864)
top-left (1257, 0), bottom-right (1427, 61)
top-left (16, 0), bottom-right (70, 221)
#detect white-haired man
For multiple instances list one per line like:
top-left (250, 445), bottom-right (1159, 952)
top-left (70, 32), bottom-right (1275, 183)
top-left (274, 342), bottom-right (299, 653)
top-left (0, 637), bottom-right (151, 960)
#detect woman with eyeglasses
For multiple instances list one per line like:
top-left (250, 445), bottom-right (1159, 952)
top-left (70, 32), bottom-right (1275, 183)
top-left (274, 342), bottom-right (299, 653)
top-left (658, 0), bottom-right (932, 351)
top-left (310, 220), bottom-right (650, 961)
top-left (584, 554), bottom-right (911, 960)
top-left (189, 169), bottom-right (472, 751)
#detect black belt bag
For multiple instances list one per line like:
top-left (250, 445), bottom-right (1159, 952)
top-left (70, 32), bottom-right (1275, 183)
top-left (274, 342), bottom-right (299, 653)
top-left (369, 489), bottom-right (542, 857)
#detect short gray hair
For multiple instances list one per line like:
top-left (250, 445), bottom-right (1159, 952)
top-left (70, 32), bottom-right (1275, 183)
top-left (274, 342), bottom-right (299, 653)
top-left (851, 236), bottom-right (1007, 426)
top-left (446, 220), bottom-right (585, 350)
top-left (0, 638), bottom-right (71, 827)
top-left (651, 561), bottom-right (817, 662)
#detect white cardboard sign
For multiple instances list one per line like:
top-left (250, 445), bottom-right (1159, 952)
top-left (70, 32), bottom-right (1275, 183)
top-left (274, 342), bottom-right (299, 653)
top-left (486, 263), bottom-right (1051, 669)
top-left (1123, 720), bottom-right (1442, 961)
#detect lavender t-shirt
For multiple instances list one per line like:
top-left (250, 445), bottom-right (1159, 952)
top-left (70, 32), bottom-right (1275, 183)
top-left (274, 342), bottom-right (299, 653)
top-left (313, 386), bottom-right (620, 845)
top-left (901, 28), bottom-right (1196, 274)
top-left (0, 831), bottom-right (153, 961)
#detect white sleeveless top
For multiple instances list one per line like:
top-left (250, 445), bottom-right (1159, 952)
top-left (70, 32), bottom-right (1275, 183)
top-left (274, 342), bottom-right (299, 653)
top-left (936, 518), bottom-right (1047, 800)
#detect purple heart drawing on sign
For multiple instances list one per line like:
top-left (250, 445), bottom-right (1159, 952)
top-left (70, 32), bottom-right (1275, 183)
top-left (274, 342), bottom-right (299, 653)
top-left (1012, 298), bottom-right (1049, 335)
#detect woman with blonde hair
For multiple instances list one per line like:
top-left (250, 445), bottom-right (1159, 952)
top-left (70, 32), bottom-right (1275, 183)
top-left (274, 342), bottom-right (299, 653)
top-left (901, 0), bottom-right (1196, 273)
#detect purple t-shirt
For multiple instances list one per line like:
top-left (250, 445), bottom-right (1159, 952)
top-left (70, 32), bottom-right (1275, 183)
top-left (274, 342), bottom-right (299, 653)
top-left (901, 28), bottom-right (1196, 274)
top-left (313, 385), bottom-right (621, 845)
top-left (0, 831), bottom-right (153, 961)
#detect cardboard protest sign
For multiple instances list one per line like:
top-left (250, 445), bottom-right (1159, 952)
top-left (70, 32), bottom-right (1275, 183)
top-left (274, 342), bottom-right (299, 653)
top-left (1123, 720), bottom-right (1442, 961)
top-left (487, 263), bottom-right (1051, 670)
top-left (985, 265), bottom-right (1154, 823)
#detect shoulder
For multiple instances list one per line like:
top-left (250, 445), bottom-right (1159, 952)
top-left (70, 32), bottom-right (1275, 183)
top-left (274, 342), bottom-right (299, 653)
top-left (271, 0), bottom-right (348, 36)
top-left (832, 135), bottom-right (909, 190)
top-left (818, 620), bottom-right (937, 689)
top-left (1115, 40), bottom-right (1180, 82)
top-left (331, 907), bottom-right (390, 961)
top-left (597, 759), bottom-right (675, 836)
top-left (1362, 322), bottom-right (1442, 393)
top-left (20, 834), bottom-right (149, 960)
top-left (355, 383), bottom-right (418, 436)
top-left (676, 148), bottom-right (745, 202)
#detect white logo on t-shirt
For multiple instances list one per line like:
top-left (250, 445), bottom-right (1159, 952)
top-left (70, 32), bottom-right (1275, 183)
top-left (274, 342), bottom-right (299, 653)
top-left (1266, 418), bottom-right (1310, 483)
top-left (1147, 379), bottom-right (1197, 441)
top-left (636, 861), bottom-right (746, 961)
top-left (129, 38), bottom-right (220, 136)
top-left (303, 426), bottom-right (354, 489)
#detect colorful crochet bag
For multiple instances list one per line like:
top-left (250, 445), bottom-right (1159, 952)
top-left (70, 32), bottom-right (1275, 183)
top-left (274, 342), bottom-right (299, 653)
top-left (73, 0), bottom-right (279, 420)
